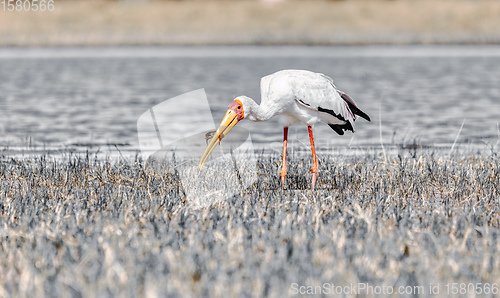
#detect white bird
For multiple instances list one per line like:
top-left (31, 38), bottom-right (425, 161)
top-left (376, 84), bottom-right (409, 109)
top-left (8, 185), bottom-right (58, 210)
top-left (199, 69), bottom-right (371, 190)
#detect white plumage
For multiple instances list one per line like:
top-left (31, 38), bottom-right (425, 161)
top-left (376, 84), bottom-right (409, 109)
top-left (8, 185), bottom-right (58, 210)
top-left (240, 69), bottom-right (370, 134)
top-left (199, 69), bottom-right (370, 190)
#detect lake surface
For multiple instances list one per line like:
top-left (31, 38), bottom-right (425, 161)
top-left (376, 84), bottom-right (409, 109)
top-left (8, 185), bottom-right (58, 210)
top-left (1, 46), bottom-right (499, 158)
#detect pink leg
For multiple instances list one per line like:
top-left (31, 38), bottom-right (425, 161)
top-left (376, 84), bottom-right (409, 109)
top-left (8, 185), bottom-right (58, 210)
top-left (308, 126), bottom-right (318, 190)
top-left (280, 127), bottom-right (288, 189)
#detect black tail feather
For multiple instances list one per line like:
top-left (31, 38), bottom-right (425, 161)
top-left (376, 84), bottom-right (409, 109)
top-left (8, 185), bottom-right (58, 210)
top-left (339, 93), bottom-right (371, 122)
top-left (329, 122), bottom-right (354, 136)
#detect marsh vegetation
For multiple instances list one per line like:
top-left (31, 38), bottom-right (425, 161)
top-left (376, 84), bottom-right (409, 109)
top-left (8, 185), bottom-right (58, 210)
top-left (0, 149), bottom-right (499, 297)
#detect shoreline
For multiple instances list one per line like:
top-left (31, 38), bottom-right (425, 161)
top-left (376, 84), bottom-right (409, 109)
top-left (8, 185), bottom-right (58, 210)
top-left (2, 44), bottom-right (500, 59)
top-left (1, 0), bottom-right (500, 47)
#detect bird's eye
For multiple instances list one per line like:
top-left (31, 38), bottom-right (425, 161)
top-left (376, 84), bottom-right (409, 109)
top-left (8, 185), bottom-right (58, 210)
top-left (237, 106), bottom-right (241, 110)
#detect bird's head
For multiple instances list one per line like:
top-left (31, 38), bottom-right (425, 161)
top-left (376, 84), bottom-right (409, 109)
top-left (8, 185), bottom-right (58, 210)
top-left (199, 97), bottom-right (249, 169)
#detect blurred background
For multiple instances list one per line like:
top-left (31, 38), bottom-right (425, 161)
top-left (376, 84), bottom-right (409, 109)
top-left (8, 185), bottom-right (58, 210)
top-left (1, 0), bottom-right (500, 156)
top-left (2, 0), bottom-right (500, 46)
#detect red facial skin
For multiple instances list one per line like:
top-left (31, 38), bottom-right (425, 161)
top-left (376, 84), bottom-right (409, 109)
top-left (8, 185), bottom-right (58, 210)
top-left (228, 99), bottom-right (244, 121)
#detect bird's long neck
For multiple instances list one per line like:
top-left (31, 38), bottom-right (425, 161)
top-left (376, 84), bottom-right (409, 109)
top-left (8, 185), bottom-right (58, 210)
top-left (246, 97), bottom-right (277, 122)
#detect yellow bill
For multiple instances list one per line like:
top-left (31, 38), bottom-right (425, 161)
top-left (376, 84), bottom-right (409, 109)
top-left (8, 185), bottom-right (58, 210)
top-left (199, 109), bottom-right (239, 169)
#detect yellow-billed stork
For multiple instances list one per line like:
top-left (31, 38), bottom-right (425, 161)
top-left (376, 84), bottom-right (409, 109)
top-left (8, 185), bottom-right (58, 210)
top-left (199, 69), bottom-right (371, 190)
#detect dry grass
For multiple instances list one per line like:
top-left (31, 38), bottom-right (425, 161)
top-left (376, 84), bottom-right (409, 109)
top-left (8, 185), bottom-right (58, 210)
top-left (0, 151), bottom-right (499, 296)
top-left (1, 0), bottom-right (500, 46)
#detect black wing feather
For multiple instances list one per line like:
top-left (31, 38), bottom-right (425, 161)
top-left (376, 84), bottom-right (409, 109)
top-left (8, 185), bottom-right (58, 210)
top-left (339, 92), bottom-right (371, 122)
top-left (327, 92), bottom-right (370, 135)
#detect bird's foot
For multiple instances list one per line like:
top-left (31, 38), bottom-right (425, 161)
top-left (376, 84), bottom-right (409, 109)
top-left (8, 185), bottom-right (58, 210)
top-left (280, 165), bottom-right (287, 190)
top-left (311, 173), bottom-right (317, 190)
top-left (311, 166), bottom-right (317, 190)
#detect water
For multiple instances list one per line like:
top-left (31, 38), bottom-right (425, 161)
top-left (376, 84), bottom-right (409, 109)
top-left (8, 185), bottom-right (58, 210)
top-left (1, 46), bottom-right (499, 158)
